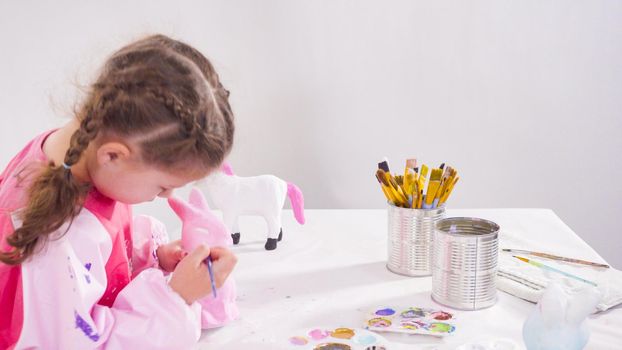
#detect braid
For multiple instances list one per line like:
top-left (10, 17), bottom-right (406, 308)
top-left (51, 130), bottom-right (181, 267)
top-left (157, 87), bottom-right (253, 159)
top-left (146, 88), bottom-right (196, 138)
top-left (1, 34), bottom-right (235, 265)
top-left (65, 111), bottom-right (102, 167)
top-left (138, 33), bottom-right (235, 152)
top-left (0, 91), bottom-right (105, 265)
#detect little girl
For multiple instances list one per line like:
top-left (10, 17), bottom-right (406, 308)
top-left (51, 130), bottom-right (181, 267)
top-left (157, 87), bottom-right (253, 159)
top-left (0, 34), bottom-right (237, 349)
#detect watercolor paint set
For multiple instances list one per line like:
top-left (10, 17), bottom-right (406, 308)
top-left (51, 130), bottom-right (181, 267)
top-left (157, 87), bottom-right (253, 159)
top-left (365, 306), bottom-right (457, 337)
top-left (287, 327), bottom-right (390, 349)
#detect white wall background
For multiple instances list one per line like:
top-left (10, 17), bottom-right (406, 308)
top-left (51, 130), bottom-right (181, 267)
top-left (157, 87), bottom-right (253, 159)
top-left (1, 1), bottom-right (620, 267)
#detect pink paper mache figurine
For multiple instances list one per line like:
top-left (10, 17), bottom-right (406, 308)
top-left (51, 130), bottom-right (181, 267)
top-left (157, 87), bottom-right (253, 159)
top-left (168, 188), bottom-right (239, 328)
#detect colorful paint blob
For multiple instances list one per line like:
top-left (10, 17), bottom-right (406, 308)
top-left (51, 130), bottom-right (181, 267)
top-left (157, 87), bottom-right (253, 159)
top-left (289, 336), bottom-right (309, 345)
top-left (401, 319), bottom-right (424, 330)
top-left (366, 306), bottom-right (457, 337)
top-left (308, 329), bottom-right (330, 340)
top-left (313, 343), bottom-right (352, 350)
top-left (400, 307), bottom-right (425, 318)
top-left (353, 333), bottom-right (376, 346)
top-left (330, 328), bottom-right (356, 339)
top-left (374, 308), bottom-right (395, 316)
top-left (367, 317), bottom-right (392, 328)
top-left (428, 322), bottom-right (455, 333)
top-left (430, 311), bottom-right (452, 320)
top-left (289, 327), bottom-right (388, 349)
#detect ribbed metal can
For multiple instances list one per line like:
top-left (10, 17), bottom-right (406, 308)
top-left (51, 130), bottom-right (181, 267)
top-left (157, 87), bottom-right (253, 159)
top-left (387, 203), bottom-right (446, 276)
top-left (431, 217), bottom-right (500, 310)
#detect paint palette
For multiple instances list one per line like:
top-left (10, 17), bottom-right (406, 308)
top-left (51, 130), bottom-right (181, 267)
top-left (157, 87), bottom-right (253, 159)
top-left (365, 306), bottom-right (457, 337)
top-left (287, 327), bottom-right (391, 349)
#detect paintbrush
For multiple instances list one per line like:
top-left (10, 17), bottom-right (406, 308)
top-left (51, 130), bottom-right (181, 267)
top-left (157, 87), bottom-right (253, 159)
top-left (423, 168), bottom-right (442, 208)
top-left (376, 169), bottom-right (399, 205)
top-left (417, 188), bottom-right (424, 209)
top-left (433, 166), bottom-right (452, 206)
top-left (375, 170), bottom-right (394, 203)
top-left (503, 249), bottom-right (609, 268)
top-left (395, 175), bottom-right (404, 186)
top-left (404, 168), bottom-right (416, 193)
top-left (435, 167), bottom-right (456, 207)
top-left (378, 158), bottom-right (408, 204)
top-left (438, 176), bottom-right (459, 206)
top-left (385, 172), bottom-right (408, 205)
top-left (377, 169), bottom-right (407, 206)
top-left (378, 157), bottom-right (390, 173)
top-left (205, 256), bottom-right (218, 298)
top-left (411, 179), bottom-right (419, 208)
top-left (419, 164), bottom-right (429, 184)
top-left (405, 158), bottom-right (417, 178)
top-left (513, 256), bottom-right (598, 287)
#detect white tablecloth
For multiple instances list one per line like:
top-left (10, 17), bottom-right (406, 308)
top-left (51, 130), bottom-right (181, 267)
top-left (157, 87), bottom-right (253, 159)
top-left (196, 209), bottom-right (621, 349)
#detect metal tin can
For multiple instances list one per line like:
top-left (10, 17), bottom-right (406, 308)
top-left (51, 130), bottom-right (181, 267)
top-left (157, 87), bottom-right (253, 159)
top-left (431, 217), bottom-right (500, 310)
top-left (387, 203), bottom-right (446, 276)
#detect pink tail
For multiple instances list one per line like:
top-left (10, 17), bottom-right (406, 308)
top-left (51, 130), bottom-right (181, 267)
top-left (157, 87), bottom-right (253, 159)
top-left (287, 182), bottom-right (305, 224)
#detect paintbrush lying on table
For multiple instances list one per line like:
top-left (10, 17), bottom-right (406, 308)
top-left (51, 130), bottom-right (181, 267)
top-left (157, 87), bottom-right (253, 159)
top-left (503, 248), bottom-right (609, 268)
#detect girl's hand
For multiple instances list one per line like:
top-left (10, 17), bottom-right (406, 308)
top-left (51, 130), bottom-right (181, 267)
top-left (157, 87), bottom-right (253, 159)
top-left (168, 244), bottom-right (237, 304)
top-left (156, 239), bottom-right (187, 272)
top-left (207, 246), bottom-right (238, 287)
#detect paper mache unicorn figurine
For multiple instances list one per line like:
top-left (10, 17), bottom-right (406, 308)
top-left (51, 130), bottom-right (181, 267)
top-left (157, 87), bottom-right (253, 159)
top-left (168, 188), bottom-right (239, 328)
top-left (196, 162), bottom-right (305, 250)
top-left (522, 282), bottom-right (600, 350)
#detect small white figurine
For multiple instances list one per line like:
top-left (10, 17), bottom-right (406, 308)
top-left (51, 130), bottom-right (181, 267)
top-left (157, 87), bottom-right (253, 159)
top-left (522, 282), bottom-right (600, 350)
top-left (196, 162), bottom-right (305, 250)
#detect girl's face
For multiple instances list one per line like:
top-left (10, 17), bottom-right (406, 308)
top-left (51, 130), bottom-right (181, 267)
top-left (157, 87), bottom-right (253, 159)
top-left (92, 163), bottom-right (204, 204)
top-left (86, 141), bottom-right (207, 204)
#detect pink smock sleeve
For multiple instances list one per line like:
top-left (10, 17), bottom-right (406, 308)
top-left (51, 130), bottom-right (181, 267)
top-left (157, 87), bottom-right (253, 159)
top-left (129, 212), bottom-right (238, 330)
top-left (13, 209), bottom-right (201, 350)
top-left (130, 215), bottom-right (169, 278)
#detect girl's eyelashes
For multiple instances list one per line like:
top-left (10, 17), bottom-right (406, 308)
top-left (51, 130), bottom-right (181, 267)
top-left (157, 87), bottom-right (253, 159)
top-left (158, 187), bottom-right (176, 198)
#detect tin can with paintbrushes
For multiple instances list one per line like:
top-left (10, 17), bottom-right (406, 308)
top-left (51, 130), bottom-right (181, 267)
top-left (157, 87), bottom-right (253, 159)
top-left (387, 203), bottom-right (446, 276)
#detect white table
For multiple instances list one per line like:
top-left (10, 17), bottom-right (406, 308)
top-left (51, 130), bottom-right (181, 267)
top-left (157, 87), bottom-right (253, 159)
top-left (196, 209), bottom-right (621, 349)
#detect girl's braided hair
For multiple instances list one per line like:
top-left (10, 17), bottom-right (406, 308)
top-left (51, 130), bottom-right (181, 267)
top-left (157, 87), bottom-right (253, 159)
top-left (0, 34), bottom-right (234, 265)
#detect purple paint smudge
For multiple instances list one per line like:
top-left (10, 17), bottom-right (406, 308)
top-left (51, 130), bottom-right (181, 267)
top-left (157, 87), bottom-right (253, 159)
top-left (74, 311), bottom-right (100, 341)
top-left (375, 308), bottom-right (396, 316)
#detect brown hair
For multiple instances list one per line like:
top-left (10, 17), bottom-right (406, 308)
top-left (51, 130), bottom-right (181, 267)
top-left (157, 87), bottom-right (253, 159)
top-left (0, 34), bottom-right (234, 265)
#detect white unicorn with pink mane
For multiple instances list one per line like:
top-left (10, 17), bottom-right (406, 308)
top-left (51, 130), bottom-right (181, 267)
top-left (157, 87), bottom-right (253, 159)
top-left (196, 162), bottom-right (305, 250)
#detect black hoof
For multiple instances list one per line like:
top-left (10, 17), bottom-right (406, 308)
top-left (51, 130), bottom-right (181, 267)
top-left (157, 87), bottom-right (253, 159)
top-left (231, 232), bottom-right (240, 245)
top-left (265, 238), bottom-right (278, 250)
top-left (277, 228), bottom-right (283, 242)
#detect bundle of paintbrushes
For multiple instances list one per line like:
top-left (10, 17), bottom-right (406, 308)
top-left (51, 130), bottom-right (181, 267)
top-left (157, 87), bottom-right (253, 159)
top-left (375, 158), bottom-right (459, 209)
